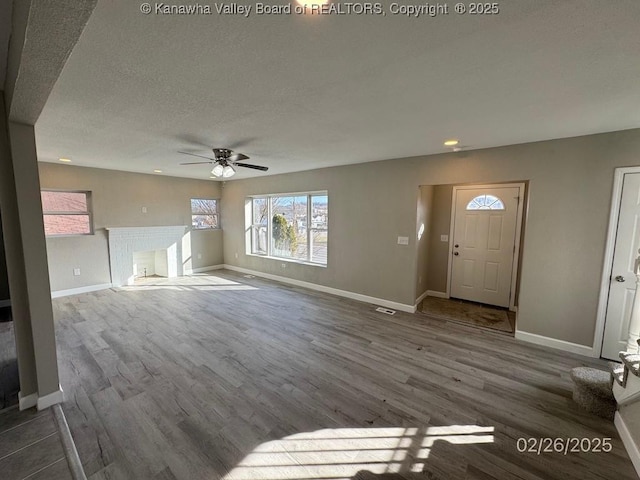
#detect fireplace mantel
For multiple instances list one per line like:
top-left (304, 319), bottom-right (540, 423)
top-left (106, 226), bottom-right (188, 287)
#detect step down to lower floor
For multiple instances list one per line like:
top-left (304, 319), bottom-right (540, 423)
top-left (571, 367), bottom-right (616, 420)
top-left (611, 362), bottom-right (628, 388)
top-left (620, 352), bottom-right (640, 378)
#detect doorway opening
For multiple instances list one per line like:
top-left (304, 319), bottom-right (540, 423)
top-left (415, 182), bottom-right (527, 334)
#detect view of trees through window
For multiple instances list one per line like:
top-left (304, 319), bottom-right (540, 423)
top-left (41, 191), bottom-right (92, 236)
top-left (250, 193), bottom-right (328, 264)
top-left (191, 198), bottom-right (219, 229)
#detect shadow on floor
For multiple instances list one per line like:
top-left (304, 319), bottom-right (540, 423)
top-left (0, 306), bottom-right (11, 323)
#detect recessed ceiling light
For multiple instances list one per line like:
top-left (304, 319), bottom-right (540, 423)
top-left (444, 139), bottom-right (459, 147)
top-left (153, 169), bottom-right (163, 173)
top-left (58, 158), bottom-right (72, 163)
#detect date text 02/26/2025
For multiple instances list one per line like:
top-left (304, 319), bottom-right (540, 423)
top-left (517, 437), bottom-right (613, 455)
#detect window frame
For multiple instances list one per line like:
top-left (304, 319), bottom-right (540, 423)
top-left (465, 194), bottom-right (505, 211)
top-left (248, 191), bottom-right (328, 266)
top-left (41, 189), bottom-right (94, 237)
top-left (191, 198), bottom-right (220, 230)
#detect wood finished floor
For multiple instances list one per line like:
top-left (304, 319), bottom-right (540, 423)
top-left (53, 270), bottom-right (637, 480)
top-left (0, 406), bottom-right (73, 479)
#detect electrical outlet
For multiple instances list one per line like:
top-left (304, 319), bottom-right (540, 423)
top-left (281, 263), bottom-right (286, 269)
top-left (440, 234), bottom-right (449, 242)
top-left (197, 253), bottom-right (202, 260)
top-left (235, 252), bottom-right (238, 259)
top-left (142, 206), bottom-right (147, 213)
top-left (73, 268), bottom-right (81, 276)
top-left (397, 236), bottom-right (409, 245)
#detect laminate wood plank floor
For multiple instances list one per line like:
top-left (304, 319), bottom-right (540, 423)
top-left (52, 270), bottom-right (637, 480)
top-left (0, 406), bottom-right (73, 479)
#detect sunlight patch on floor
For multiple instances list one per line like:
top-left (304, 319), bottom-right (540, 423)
top-left (124, 274), bottom-right (259, 291)
top-left (224, 425), bottom-right (494, 480)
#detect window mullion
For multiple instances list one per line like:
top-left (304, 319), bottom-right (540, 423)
top-left (267, 197), bottom-right (272, 257)
top-left (307, 195), bottom-right (311, 262)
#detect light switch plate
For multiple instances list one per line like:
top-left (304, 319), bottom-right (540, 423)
top-left (440, 234), bottom-right (449, 242)
top-left (397, 236), bottom-right (409, 245)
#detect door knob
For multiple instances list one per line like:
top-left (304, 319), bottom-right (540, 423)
top-left (453, 252), bottom-right (459, 256)
top-left (454, 244), bottom-right (459, 248)
top-left (615, 275), bottom-right (625, 282)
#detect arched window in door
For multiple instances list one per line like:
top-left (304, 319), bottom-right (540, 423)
top-left (466, 194), bottom-right (505, 210)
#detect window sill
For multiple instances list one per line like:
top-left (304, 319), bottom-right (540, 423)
top-left (46, 233), bottom-right (94, 238)
top-left (246, 253), bottom-right (327, 268)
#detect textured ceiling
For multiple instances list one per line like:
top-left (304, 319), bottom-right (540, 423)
top-left (35, 0), bottom-right (640, 180)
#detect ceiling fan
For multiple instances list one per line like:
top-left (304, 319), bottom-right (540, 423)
top-left (179, 148), bottom-right (268, 178)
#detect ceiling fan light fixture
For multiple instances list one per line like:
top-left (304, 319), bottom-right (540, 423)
top-left (211, 164), bottom-right (224, 177)
top-left (222, 165), bottom-right (236, 178)
top-left (180, 147), bottom-right (267, 177)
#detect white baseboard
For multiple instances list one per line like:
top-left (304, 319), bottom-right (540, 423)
top-left (515, 330), bottom-right (596, 357)
top-left (415, 290), bottom-right (430, 306)
top-left (415, 289), bottom-right (447, 307)
top-left (615, 411), bottom-right (640, 478)
top-left (51, 283), bottom-right (113, 299)
top-left (18, 391), bottom-right (38, 410)
top-left (224, 264), bottom-right (416, 313)
top-left (185, 264), bottom-right (224, 275)
top-left (0, 299), bottom-right (10, 308)
top-left (37, 385), bottom-right (64, 410)
top-left (426, 290), bottom-right (448, 299)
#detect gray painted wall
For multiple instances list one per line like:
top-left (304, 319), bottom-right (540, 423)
top-left (0, 214), bottom-right (9, 301)
top-left (39, 163), bottom-right (223, 292)
top-left (415, 186), bottom-right (433, 301)
top-left (223, 128), bottom-right (640, 348)
top-left (426, 185), bottom-right (453, 294)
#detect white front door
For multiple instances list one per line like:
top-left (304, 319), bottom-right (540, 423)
top-left (602, 173), bottom-right (640, 360)
top-left (450, 186), bottom-right (520, 308)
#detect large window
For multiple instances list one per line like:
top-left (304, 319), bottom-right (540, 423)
top-left (249, 192), bottom-right (328, 265)
top-left (191, 198), bottom-right (219, 229)
top-left (41, 190), bottom-right (93, 236)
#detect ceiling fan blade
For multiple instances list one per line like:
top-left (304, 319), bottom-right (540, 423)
top-left (235, 162), bottom-right (269, 172)
top-left (178, 151), bottom-right (215, 161)
top-left (180, 161), bottom-right (214, 165)
top-left (175, 134), bottom-right (212, 149)
top-left (229, 153), bottom-right (249, 162)
top-left (212, 148), bottom-right (228, 159)
top-left (227, 137), bottom-right (256, 150)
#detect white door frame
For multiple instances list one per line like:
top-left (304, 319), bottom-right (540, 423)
top-left (446, 182), bottom-right (526, 312)
top-left (594, 166), bottom-right (640, 358)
